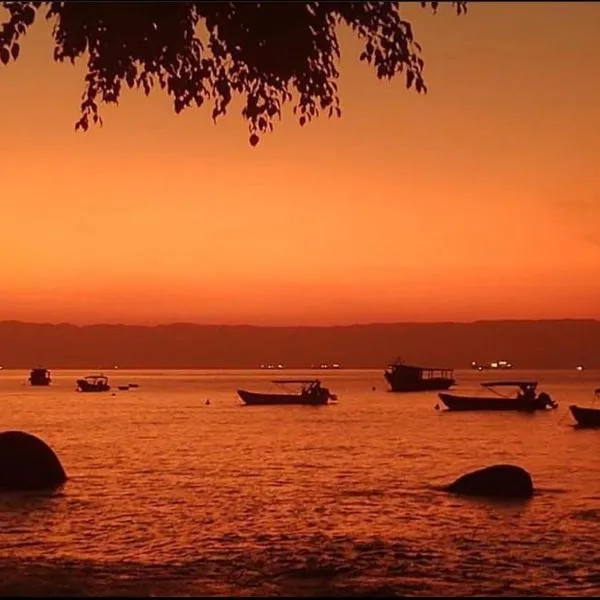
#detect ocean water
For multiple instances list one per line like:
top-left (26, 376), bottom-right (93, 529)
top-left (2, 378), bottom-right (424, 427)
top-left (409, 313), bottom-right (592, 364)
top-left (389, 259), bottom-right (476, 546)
top-left (0, 368), bottom-right (598, 597)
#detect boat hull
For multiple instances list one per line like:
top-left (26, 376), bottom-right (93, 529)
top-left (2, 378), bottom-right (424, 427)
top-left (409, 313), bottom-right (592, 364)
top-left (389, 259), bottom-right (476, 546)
top-left (385, 374), bottom-right (455, 393)
top-left (438, 393), bottom-right (555, 412)
top-left (237, 389), bottom-right (329, 406)
top-left (570, 404), bottom-right (600, 428)
top-left (76, 380), bottom-right (111, 393)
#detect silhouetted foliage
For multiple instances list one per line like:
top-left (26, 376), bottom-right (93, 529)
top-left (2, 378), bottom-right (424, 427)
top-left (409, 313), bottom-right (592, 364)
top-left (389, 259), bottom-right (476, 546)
top-left (0, 1), bottom-right (467, 145)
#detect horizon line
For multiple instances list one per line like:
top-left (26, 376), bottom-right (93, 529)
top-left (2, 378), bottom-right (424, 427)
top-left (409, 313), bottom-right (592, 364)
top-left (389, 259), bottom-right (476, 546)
top-left (1, 317), bottom-right (599, 329)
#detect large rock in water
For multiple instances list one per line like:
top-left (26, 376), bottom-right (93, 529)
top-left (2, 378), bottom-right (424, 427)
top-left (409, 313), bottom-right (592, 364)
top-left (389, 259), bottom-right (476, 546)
top-left (0, 431), bottom-right (67, 491)
top-left (445, 464), bottom-right (534, 499)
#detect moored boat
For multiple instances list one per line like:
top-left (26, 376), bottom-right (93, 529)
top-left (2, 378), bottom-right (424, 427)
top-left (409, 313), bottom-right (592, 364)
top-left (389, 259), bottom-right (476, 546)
top-left (438, 381), bottom-right (558, 412)
top-left (28, 367), bottom-right (51, 386)
top-left (569, 388), bottom-right (600, 428)
top-left (76, 374), bottom-right (111, 393)
top-left (237, 379), bottom-right (337, 406)
top-left (384, 358), bottom-right (455, 392)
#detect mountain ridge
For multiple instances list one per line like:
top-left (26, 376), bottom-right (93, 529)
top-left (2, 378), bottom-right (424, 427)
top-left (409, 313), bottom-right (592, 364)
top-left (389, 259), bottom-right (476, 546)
top-left (0, 319), bottom-right (597, 369)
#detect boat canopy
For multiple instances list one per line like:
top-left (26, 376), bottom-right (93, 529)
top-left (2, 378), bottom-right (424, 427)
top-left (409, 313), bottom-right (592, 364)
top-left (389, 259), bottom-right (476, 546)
top-left (388, 360), bottom-right (453, 373)
top-left (481, 381), bottom-right (537, 389)
top-left (85, 375), bottom-right (108, 382)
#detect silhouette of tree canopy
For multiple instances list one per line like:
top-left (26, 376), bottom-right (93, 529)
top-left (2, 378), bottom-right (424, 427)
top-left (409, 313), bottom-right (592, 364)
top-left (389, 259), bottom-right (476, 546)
top-left (0, 1), bottom-right (467, 145)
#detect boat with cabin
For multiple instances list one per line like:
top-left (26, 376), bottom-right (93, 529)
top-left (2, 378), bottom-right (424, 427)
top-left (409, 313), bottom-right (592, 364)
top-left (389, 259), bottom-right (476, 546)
top-left (28, 367), bottom-right (51, 386)
top-left (237, 379), bottom-right (337, 406)
top-left (384, 358), bottom-right (455, 392)
top-left (569, 388), bottom-right (600, 428)
top-left (438, 380), bottom-right (558, 412)
top-left (76, 374), bottom-right (111, 393)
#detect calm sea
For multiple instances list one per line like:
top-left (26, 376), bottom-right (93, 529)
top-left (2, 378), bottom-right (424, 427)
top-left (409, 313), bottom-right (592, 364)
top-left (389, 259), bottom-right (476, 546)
top-left (0, 368), bottom-right (598, 597)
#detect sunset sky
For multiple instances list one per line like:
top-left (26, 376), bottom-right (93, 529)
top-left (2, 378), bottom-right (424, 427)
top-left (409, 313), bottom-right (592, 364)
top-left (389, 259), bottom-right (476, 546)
top-left (1, 2), bottom-right (599, 326)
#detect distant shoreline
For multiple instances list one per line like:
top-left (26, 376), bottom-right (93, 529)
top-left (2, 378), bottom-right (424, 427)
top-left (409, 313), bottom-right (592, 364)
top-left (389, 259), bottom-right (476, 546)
top-left (1, 318), bottom-right (599, 328)
top-left (1, 319), bottom-right (598, 370)
top-left (0, 367), bottom-right (595, 372)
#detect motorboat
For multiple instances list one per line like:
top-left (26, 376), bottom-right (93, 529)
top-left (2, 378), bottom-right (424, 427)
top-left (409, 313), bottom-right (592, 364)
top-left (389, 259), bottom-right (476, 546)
top-left (76, 374), bottom-right (111, 393)
top-left (28, 367), bottom-right (51, 386)
top-left (384, 358), bottom-right (455, 392)
top-left (438, 380), bottom-right (558, 412)
top-left (237, 379), bottom-right (337, 406)
top-left (569, 388), bottom-right (600, 428)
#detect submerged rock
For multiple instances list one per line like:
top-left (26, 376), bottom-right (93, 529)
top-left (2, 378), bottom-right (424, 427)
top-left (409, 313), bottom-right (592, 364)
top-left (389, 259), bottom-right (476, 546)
top-left (445, 464), bottom-right (533, 499)
top-left (0, 431), bottom-right (67, 491)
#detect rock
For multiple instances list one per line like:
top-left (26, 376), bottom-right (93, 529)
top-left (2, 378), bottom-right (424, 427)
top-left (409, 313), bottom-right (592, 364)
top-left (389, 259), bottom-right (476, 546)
top-left (0, 431), bottom-right (67, 491)
top-left (445, 464), bottom-right (533, 499)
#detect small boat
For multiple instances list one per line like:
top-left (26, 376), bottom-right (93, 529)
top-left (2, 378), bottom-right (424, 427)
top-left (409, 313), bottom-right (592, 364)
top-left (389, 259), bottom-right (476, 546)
top-left (384, 358), bottom-right (455, 392)
top-left (28, 367), bottom-right (51, 386)
top-left (76, 374), bottom-right (111, 393)
top-left (438, 381), bottom-right (558, 412)
top-left (569, 388), bottom-right (600, 428)
top-left (237, 379), bottom-right (337, 406)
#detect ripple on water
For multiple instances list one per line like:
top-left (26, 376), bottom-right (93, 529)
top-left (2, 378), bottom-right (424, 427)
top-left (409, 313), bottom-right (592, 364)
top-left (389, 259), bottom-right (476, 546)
top-left (0, 369), bottom-right (599, 596)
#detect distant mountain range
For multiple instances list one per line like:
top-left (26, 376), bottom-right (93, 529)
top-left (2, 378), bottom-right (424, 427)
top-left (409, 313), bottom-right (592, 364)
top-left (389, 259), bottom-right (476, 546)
top-left (0, 319), bottom-right (597, 369)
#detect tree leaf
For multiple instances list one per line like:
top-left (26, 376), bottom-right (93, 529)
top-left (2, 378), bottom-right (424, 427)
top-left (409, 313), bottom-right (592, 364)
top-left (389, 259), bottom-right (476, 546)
top-left (21, 5), bottom-right (35, 27)
top-left (22, 6), bottom-right (36, 26)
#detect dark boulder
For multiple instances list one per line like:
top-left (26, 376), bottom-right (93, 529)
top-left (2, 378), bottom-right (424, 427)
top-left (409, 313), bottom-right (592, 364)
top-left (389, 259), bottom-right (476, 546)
top-left (445, 464), bottom-right (534, 499)
top-left (0, 431), bottom-right (67, 491)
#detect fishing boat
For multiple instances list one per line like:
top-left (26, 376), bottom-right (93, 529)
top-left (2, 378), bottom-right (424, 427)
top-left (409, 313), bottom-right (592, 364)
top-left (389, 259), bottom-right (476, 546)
top-left (438, 380), bottom-right (558, 412)
top-left (569, 388), bottom-right (600, 428)
top-left (237, 379), bottom-right (337, 406)
top-left (76, 374), bottom-right (111, 393)
top-left (28, 367), bottom-right (51, 386)
top-left (384, 358), bottom-right (455, 392)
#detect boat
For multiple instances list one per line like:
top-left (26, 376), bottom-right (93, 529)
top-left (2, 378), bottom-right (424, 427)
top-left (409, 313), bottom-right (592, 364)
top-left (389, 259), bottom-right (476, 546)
top-left (438, 380), bottom-right (558, 412)
top-left (384, 358), bottom-right (455, 392)
top-left (28, 367), bottom-right (51, 386)
top-left (569, 388), bottom-right (600, 428)
top-left (237, 379), bottom-right (337, 406)
top-left (76, 374), bottom-right (111, 392)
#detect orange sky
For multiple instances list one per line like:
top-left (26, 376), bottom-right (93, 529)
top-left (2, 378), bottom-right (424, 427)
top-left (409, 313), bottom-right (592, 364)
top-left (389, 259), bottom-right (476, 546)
top-left (1, 2), bottom-right (599, 326)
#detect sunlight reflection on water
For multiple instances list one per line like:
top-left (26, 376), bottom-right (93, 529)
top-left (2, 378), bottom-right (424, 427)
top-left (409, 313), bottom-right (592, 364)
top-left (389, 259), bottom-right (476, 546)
top-left (0, 369), bottom-right (598, 596)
